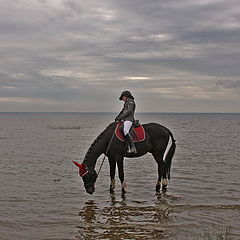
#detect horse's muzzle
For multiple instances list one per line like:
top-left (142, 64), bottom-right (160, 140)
top-left (86, 185), bottom-right (95, 195)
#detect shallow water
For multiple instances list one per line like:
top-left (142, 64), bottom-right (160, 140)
top-left (0, 113), bottom-right (239, 239)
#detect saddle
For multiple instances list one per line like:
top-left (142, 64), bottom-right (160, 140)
top-left (115, 120), bottom-right (145, 142)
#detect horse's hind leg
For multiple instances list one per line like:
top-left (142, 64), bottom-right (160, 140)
top-left (108, 156), bottom-right (116, 193)
top-left (152, 150), bottom-right (167, 192)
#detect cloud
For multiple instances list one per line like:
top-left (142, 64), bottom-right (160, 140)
top-left (216, 79), bottom-right (240, 88)
top-left (0, 0), bottom-right (240, 112)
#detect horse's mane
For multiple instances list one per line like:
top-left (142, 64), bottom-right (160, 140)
top-left (84, 122), bottom-right (115, 161)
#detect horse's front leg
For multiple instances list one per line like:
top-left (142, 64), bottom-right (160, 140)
top-left (108, 156), bottom-right (116, 193)
top-left (116, 155), bottom-right (127, 194)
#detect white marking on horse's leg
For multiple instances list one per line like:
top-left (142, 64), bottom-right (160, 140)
top-left (111, 179), bottom-right (116, 190)
top-left (122, 181), bottom-right (127, 193)
top-left (162, 178), bottom-right (168, 186)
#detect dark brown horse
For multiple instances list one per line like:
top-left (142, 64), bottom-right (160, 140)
top-left (74, 122), bottom-right (176, 195)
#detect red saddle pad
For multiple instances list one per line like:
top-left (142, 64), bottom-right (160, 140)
top-left (115, 122), bottom-right (146, 142)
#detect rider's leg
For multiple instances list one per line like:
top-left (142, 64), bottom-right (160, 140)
top-left (123, 120), bottom-right (132, 135)
top-left (123, 121), bottom-right (137, 153)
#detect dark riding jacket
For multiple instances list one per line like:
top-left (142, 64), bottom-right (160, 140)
top-left (115, 98), bottom-right (136, 122)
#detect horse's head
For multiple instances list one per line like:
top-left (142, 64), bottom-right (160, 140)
top-left (73, 161), bottom-right (97, 195)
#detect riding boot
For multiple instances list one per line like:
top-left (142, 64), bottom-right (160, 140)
top-left (125, 133), bottom-right (137, 154)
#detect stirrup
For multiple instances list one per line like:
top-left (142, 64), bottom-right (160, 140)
top-left (127, 146), bottom-right (137, 154)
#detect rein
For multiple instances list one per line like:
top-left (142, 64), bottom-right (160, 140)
top-left (96, 123), bottom-right (118, 178)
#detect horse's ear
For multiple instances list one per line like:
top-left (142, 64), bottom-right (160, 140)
top-left (73, 161), bottom-right (82, 168)
top-left (73, 161), bottom-right (88, 177)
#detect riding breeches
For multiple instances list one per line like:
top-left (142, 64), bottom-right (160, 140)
top-left (123, 120), bottom-right (133, 136)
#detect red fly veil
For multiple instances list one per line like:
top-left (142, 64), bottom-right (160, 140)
top-left (73, 161), bottom-right (88, 177)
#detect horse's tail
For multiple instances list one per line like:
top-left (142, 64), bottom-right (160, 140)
top-left (164, 129), bottom-right (176, 180)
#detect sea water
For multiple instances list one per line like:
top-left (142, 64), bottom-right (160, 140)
top-left (0, 113), bottom-right (239, 239)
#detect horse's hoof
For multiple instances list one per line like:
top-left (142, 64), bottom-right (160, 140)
top-left (155, 185), bottom-right (161, 193)
top-left (162, 179), bottom-right (168, 190)
top-left (122, 188), bottom-right (127, 194)
top-left (110, 179), bottom-right (115, 193)
top-left (162, 185), bottom-right (167, 191)
top-left (121, 182), bottom-right (127, 194)
top-left (155, 181), bottom-right (161, 193)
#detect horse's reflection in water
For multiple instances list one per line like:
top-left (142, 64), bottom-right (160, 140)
top-left (77, 194), bottom-right (173, 240)
top-left (79, 200), bottom-right (97, 224)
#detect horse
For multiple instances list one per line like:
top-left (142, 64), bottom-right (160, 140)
top-left (73, 121), bottom-right (176, 195)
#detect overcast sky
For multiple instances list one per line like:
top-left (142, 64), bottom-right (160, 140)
top-left (0, 0), bottom-right (240, 112)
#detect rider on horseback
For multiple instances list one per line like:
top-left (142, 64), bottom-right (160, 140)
top-left (115, 90), bottom-right (137, 154)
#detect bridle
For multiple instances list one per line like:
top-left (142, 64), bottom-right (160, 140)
top-left (96, 122), bottom-right (118, 178)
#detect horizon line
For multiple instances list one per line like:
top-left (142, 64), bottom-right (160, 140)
top-left (0, 112), bottom-right (239, 114)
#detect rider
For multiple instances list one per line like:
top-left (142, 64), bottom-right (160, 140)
top-left (115, 90), bottom-right (137, 154)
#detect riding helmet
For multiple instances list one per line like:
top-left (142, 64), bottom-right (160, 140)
top-left (119, 90), bottom-right (134, 100)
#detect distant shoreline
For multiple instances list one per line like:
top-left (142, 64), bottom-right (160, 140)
top-left (0, 112), bottom-right (239, 114)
